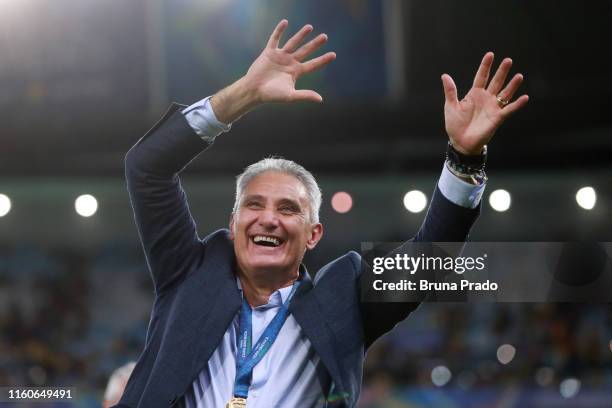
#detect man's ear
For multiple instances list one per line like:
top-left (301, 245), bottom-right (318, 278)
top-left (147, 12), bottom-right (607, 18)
top-left (229, 214), bottom-right (235, 240)
top-left (306, 223), bottom-right (324, 250)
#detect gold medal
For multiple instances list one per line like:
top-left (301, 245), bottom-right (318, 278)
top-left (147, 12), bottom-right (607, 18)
top-left (225, 397), bottom-right (247, 408)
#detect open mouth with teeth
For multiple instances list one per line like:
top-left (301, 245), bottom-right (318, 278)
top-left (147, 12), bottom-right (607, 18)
top-left (252, 235), bottom-right (283, 247)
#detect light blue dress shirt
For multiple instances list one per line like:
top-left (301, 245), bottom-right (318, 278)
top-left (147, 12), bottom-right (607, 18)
top-left (181, 97), bottom-right (486, 407)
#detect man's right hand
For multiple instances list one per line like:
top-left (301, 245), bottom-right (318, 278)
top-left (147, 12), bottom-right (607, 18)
top-left (210, 19), bottom-right (336, 124)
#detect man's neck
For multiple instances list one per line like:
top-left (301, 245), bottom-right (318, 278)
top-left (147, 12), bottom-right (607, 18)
top-left (238, 269), bottom-right (299, 307)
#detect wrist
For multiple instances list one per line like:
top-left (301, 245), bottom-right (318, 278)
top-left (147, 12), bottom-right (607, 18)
top-left (210, 76), bottom-right (260, 124)
top-left (447, 142), bottom-right (487, 165)
top-left (445, 161), bottom-right (487, 185)
top-left (445, 142), bottom-right (487, 185)
top-left (233, 76), bottom-right (261, 108)
top-left (450, 141), bottom-right (486, 155)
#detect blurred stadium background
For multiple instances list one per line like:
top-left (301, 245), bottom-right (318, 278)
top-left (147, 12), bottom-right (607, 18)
top-left (1, 0), bottom-right (611, 406)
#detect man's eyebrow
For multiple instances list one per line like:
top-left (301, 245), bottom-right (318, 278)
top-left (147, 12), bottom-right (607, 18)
top-left (242, 194), bottom-right (264, 202)
top-left (242, 195), bottom-right (302, 208)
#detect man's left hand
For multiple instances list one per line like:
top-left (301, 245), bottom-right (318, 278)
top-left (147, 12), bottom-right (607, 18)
top-left (441, 52), bottom-right (529, 155)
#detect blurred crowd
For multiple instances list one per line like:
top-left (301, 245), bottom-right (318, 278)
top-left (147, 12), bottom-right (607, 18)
top-left (0, 243), bottom-right (150, 406)
top-left (1, 245), bottom-right (611, 406)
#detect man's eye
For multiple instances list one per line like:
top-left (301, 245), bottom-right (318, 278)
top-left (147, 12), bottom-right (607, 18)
top-left (246, 202), bottom-right (263, 209)
top-left (279, 206), bottom-right (298, 214)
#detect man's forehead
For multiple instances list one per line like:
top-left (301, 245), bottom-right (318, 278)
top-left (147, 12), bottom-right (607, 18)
top-left (242, 172), bottom-right (309, 202)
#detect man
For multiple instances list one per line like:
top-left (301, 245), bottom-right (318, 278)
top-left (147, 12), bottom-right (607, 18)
top-left (117, 20), bottom-right (527, 408)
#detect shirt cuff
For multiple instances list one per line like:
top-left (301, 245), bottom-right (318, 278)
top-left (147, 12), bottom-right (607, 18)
top-left (181, 96), bottom-right (231, 143)
top-left (437, 162), bottom-right (486, 209)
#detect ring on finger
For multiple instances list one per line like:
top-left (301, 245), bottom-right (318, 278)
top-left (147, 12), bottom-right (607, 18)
top-left (496, 95), bottom-right (510, 107)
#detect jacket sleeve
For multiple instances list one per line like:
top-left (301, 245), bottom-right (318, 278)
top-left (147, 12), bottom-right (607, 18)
top-left (125, 104), bottom-right (212, 294)
top-left (413, 185), bottom-right (480, 242)
top-left (360, 184), bottom-right (480, 348)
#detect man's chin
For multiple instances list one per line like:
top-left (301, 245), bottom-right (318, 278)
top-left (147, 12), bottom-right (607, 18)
top-left (243, 256), bottom-right (292, 275)
top-left (249, 260), bottom-right (287, 273)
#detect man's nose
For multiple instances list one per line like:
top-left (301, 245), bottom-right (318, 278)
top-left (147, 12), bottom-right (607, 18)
top-left (258, 208), bottom-right (280, 229)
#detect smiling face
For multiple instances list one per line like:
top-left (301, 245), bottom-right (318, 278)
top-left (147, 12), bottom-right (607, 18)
top-left (230, 171), bottom-right (323, 279)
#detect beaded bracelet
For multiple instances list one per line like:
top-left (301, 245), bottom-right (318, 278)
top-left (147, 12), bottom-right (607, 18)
top-left (445, 142), bottom-right (488, 185)
top-left (446, 142), bottom-right (487, 173)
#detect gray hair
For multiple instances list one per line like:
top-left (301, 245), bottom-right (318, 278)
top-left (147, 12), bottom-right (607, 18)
top-left (233, 157), bottom-right (322, 223)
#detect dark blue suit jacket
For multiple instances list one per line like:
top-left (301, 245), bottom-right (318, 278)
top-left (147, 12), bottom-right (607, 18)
top-left (116, 104), bottom-right (480, 407)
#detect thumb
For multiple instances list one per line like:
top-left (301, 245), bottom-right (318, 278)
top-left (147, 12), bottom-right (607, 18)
top-left (292, 89), bottom-right (323, 103)
top-left (441, 74), bottom-right (458, 105)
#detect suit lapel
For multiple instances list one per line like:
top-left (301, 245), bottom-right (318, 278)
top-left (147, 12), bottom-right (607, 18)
top-left (190, 232), bottom-right (241, 378)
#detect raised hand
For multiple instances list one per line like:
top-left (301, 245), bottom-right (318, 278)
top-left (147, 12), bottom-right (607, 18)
top-left (441, 52), bottom-right (529, 155)
top-left (246, 19), bottom-right (336, 103)
top-left (210, 20), bottom-right (336, 124)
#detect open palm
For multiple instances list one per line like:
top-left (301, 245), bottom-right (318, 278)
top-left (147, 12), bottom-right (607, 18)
top-left (442, 52), bottom-right (529, 154)
top-left (245, 20), bottom-right (336, 104)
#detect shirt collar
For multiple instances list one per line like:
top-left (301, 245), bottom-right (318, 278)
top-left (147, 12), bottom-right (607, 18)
top-left (236, 277), bottom-right (295, 309)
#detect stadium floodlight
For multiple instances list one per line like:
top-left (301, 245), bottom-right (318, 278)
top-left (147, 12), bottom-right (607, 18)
top-left (0, 194), bottom-right (11, 217)
top-left (331, 191), bottom-right (353, 214)
top-left (489, 189), bottom-right (511, 212)
top-left (403, 190), bottom-right (427, 213)
top-left (496, 344), bottom-right (516, 365)
top-left (560, 377), bottom-right (581, 398)
top-left (575, 186), bottom-right (596, 210)
top-left (431, 365), bottom-right (452, 387)
top-left (75, 194), bottom-right (98, 217)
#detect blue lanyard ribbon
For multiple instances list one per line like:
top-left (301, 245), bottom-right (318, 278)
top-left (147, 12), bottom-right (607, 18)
top-left (233, 280), bottom-right (301, 398)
